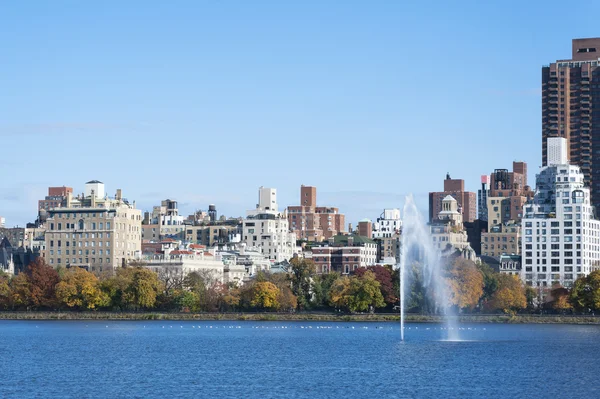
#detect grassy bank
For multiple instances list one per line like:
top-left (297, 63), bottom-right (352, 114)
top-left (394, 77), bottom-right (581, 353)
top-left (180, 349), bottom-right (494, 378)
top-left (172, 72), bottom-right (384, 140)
top-left (0, 311), bottom-right (599, 324)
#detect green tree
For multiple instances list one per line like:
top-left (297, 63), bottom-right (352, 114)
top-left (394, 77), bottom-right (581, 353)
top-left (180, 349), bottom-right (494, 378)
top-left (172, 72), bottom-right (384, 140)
top-left (311, 272), bottom-right (340, 309)
top-left (347, 271), bottom-right (386, 313)
top-left (570, 270), bottom-right (600, 312)
top-left (56, 267), bottom-right (109, 310)
top-left (289, 257), bottom-right (316, 310)
top-left (477, 261), bottom-right (499, 304)
top-left (102, 267), bottom-right (163, 310)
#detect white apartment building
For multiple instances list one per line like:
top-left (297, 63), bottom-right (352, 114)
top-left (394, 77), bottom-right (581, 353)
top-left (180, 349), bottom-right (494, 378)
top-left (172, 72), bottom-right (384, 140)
top-left (521, 138), bottom-right (600, 288)
top-left (44, 181), bottom-right (142, 272)
top-left (241, 187), bottom-right (297, 262)
top-left (372, 208), bottom-right (402, 239)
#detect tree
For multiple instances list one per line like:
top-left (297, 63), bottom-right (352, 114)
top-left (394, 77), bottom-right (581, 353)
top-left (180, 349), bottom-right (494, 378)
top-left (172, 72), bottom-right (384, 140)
top-left (547, 285), bottom-right (572, 312)
top-left (328, 276), bottom-right (351, 311)
top-left (0, 272), bottom-right (12, 309)
top-left (10, 273), bottom-right (31, 310)
top-left (26, 258), bottom-right (60, 309)
top-left (487, 274), bottom-right (527, 314)
top-left (250, 282), bottom-right (280, 311)
top-left (355, 265), bottom-right (397, 305)
top-left (570, 270), bottom-right (600, 312)
top-left (446, 258), bottom-right (484, 310)
top-left (311, 272), bottom-right (340, 309)
top-left (55, 267), bottom-right (109, 310)
top-left (289, 257), bottom-right (316, 310)
top-left (477, 261), bottom-right (499, 304)
top-left (347, 271), bottom-right (386, 313)
top-left (277, 286), bottom-right (298, 312)
top-left (103, 267), bottom-right (163, 310)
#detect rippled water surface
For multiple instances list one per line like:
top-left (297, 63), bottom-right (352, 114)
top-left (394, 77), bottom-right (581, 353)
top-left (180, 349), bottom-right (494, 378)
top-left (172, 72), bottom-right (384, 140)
top-left (0, 321), bottom-right (599, 398)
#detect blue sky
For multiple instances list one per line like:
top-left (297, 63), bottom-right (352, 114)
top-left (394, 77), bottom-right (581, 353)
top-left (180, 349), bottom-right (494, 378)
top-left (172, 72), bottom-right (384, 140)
top-left (1, 1), bottom-right (599, 227)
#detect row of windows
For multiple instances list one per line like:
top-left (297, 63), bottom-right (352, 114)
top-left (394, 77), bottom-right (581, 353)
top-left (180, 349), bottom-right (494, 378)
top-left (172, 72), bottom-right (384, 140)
top-left (50, 240), bottom-right (111, 248)
top-left (49, 249), bottom-right (111, 256)
top-left (50, 258), bottom-right (111, 265)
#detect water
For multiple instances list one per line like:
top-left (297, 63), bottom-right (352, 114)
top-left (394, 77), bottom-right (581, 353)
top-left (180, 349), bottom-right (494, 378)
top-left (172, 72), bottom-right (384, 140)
top-left (1, 321), bottom-right (599, 398)
top-left (399, 195), bottom-right (457, 341)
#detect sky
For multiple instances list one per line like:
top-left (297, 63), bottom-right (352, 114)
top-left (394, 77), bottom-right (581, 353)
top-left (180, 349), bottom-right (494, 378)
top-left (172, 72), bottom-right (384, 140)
top-left (1, 0), bottom-right (600, 227)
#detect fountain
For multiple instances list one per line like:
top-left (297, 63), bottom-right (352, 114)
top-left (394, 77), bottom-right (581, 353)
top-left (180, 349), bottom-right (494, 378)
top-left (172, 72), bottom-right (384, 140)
top-left (398, 194), bottom-right (458, 341)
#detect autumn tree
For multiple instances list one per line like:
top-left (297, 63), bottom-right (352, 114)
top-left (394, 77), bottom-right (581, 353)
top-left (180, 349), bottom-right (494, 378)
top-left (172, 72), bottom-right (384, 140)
top-left (55, 267), bottom-right (109, 310)
top-left (250, 282), bottom-right (280, 311)
top-left (0, 272), bottom-right (12, 309)
top-left (546, 285), bottom-right (572, 312)
top-left (446, 258), bottom-right (484, 311)
top-left (487, 274), bottom-right (527, 314)
top-left (347, 271), bottom-right (386, 313)
top-left (328, 276), bottom-right (351, 311)
top-left (10, 273), bottom-right (32, 310)
top-left (289, 257), bottom-right (316, 310)
top-left (355, 265), bottom-right (397, 306)
top-left (26, 258), bottom-right (60, 309)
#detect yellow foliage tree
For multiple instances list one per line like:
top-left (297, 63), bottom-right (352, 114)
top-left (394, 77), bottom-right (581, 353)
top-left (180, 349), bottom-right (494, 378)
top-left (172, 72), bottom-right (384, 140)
top-left (328, 276), bottom-right (351, 310)
top-left (250, 282), bottom-right (280, 311)
top-left (56, 267), bottom-right (109, 310)
top-left (488, 274), bottom-right (526, 314)
top-left (446, 258), bottom-right (484, 310)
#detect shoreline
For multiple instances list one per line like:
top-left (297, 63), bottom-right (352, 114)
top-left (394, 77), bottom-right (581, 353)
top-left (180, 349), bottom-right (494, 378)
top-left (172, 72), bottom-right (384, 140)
top-left (0, 312), bottom-right (599, 324)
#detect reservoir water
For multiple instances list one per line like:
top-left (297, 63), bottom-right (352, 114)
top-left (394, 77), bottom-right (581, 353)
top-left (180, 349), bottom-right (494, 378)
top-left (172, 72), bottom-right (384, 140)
top-left (0, 320), bottom-right (599, 398)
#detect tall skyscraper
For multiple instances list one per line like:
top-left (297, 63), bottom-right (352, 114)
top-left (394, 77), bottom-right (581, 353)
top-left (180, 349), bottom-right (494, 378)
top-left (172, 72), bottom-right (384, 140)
top-left (542, 38), bottom-right (600, 209)
top-left (478, 175), bottom-right (489, 222)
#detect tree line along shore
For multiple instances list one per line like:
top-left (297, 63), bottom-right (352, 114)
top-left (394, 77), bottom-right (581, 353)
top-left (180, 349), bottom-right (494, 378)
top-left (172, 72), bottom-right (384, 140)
top-left (2, 256), bottom-right (600, 318)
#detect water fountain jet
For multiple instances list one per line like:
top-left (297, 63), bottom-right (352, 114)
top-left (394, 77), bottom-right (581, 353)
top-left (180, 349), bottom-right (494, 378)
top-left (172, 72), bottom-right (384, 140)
top-left (398, 194), bottom-right (458, 341)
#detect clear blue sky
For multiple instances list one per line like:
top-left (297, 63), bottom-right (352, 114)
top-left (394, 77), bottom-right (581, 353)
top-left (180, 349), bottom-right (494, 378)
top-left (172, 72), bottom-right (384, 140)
top-left (1, 0), bottom-right (599, 227)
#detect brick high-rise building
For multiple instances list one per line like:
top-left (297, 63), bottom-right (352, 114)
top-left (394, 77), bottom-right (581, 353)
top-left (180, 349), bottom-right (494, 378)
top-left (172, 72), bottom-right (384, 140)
top-left (542, 37), bottom-right (600, 209)
top-left (429, 174), bottom-right (476, 223)
top-left (287, 185), bottom-right (346, 241)
top-left (39, 186), bottom-right (73, 212)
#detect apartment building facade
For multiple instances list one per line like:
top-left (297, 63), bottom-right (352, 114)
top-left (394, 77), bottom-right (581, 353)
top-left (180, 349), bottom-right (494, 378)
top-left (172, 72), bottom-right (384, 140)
top-left (44, 181), bottom-right (142, 272)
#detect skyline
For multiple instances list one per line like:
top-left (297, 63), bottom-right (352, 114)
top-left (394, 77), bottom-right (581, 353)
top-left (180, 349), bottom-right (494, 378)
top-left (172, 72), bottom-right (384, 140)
top-left (2, 1), bottom-right (600, 226)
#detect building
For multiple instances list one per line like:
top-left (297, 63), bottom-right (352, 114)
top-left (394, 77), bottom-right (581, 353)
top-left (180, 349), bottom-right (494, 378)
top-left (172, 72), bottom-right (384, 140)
top-left (521, 138), bottom-right (600, 288)
top-left (429, 173), bottom-right (477, 223)
top-left (242, 187), bottom-right (296, 262)
top-left (287, 185), bottom-right (346, 241)
top-left (184, 223), bottom-right (240, 247)
top-left (143, 199), bottom-right (186, 239)
top-left (0, 237), bottom-right (41, 275)
top-left (481, 222), bottom-right (521, 257)
top-left (357, 219), bottom-right (372, 238)
top-left (311, 235), bottom-right (378, 274)
top-left (498, 254), bottom-right (521, 277)
top-left (542, 37), bottom-right (600, 210)
top-left (430, 195), bottom-right (477, 261)
top-left (372, 209), bottom-right (402, 263)
top-left (38, 186), bottom-right (73, 213)
top-left (0, 216), bottom-right (5, 228)
top-left (464, 219), bottom-right (487, 256)
top-left (44, 181), bottom-right (142, 272)
top-left (478, 175), bottom-right (489, 222)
